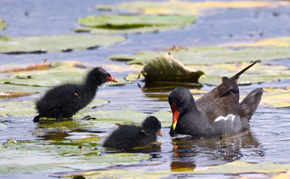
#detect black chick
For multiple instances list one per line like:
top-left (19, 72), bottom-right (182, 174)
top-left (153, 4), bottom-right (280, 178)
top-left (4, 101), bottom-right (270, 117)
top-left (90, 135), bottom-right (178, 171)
top-left (103, 116), bottom-right (162, 151)
top-left (34, 67), bottom-right (117, 122)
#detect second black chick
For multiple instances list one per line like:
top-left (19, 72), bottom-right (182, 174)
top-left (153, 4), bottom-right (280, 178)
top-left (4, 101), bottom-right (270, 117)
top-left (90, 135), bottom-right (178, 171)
top-left (103, 116), bottom-right (162, 151)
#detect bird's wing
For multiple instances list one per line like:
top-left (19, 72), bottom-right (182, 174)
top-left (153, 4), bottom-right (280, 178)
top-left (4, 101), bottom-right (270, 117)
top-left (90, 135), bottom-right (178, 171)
top-left (196, 61), bottom-right (258, 124)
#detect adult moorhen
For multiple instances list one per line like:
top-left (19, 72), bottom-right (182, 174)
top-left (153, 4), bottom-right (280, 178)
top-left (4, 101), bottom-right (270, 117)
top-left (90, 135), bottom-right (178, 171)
top-left (34, 67), bottom-right (117, 122)
top-left (103, 116), bottom-right (162, 151)
top-left (169, 61), bottom-right (263, 137)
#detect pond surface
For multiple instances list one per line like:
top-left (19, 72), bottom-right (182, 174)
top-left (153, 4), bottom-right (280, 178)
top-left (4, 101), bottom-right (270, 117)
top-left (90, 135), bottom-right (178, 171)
top-left (0, 0), bottom-right (290, 178)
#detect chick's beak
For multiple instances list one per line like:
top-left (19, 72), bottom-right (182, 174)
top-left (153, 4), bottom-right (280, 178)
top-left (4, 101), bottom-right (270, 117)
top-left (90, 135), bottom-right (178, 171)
top-left (158, 129), bottom-right (162, 137)
top-left (107, 75), bottom-right (118, 82)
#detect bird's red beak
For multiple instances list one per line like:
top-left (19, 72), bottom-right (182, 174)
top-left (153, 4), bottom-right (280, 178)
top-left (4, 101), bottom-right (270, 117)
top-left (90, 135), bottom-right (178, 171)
top-left (158, 129), bottom-right (162, 137)
top-left (107, 75), bottom-right (118, 82)
top-left (170, 103), bottom-right (179, 131)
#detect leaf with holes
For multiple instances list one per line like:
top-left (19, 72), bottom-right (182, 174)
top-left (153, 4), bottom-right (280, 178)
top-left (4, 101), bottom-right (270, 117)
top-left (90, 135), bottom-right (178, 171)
top-left (140, 53), bottom-right (204, 83)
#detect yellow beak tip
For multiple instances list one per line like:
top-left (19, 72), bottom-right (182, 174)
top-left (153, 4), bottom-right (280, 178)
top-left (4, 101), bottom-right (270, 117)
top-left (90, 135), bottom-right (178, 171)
top-left (172, 122), bottom-right (177, 131)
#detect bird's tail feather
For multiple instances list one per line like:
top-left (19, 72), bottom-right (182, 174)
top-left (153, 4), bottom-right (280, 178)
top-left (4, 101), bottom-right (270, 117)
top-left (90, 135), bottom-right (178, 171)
top-left (231, 60), bottom-right (259, 81)
top-left (239, 88), bottom-right (263, 119)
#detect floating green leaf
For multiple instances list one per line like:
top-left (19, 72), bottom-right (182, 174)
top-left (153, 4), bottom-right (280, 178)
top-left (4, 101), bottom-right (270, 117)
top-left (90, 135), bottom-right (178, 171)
top-left (0, 62), bottom-right (125, 93)
top-left (80, 153), bottom-right (150, 164)
top-left (0, 34), bottom-right (126, 53)
top-left (0, 18), bottom-right (8, 31)
top-left (140, 53), bottom-right (204, 82)
top-left (76, 109), bottom-right (172, 127)
top-left (188, 62), bottom-right (290, 85)
top-left (261, 87), bottom-right (290, 108)
top-left (0, 100), bottom-right (36, 117)
top-left (0, 84), bottom-right (46, 94)
top-left (77, 14), bottom-right (198, 34)
top-left (109, 46), bottom-right (290, 65)
top-left (96, 1), bottom-right (276, 15)
top-left (51, 167), bottom-right (170, 179)
top-left (236, 36), bottom-right (290, 48)
top-left (195, 160), bottom-right (290, 174)
top-left (0, 98), bottom-right (108, 117)
top-left (0, 69), bottom-right (85, 87)
top-left (50, 160), bottom-right (290, 178)
top-left (0, 139), bottom-right (149, 175)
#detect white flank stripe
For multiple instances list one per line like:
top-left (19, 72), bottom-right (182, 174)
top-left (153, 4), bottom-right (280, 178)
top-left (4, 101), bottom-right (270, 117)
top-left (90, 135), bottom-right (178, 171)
top-left (214, 114), bottom-right (236, 122)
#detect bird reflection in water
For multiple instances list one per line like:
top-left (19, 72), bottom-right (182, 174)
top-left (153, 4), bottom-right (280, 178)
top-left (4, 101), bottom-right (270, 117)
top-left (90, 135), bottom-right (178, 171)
top-left (170, 131), bottom-right (264, 171)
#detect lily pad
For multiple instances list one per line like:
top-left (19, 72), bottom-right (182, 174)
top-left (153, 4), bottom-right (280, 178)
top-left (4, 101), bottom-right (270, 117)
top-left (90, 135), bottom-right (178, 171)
top-left (96, 1), bottom-right (278, 15)
top-left (236, 36), bottom-right (290, 48)
top-left (195, 160), bottom-right (290, 174)
top-left (50, 160), bottom-right (290, 178)
top-left (108, 46), bottom-right (290, 65)
top-left (261, 87), bottom-right (290, 108)
top-left (0, 69), bottom-right (84, 87)
top-left (0, 62), bottom-right (125, 93)
top-left (0, 98), bottom-right (108, 117)
top-left (51, 167), bottom-right (170, 179)
top-left (76, 109), bottom-right (172, 127)
top-left (0, 139), bottom-right (150, 175)
top-left (0, 100), bottom-right (36, 117)
top-left (0, 18), bottom-right (8, 31)
top-left (77, 14), bottom-right (198, 34)
top-left (188, 62), bottom-right (290, 85)
top-left (0, 84), bottom-right (49, 94)
top-left (0, 34), bottom-right (126, 53)
top-left (140, 53), bottom-right (204, 82)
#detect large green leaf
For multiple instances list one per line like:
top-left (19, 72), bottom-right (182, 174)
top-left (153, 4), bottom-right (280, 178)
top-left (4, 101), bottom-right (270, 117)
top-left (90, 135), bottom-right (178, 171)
top-left (0, 62), bottom-right (82, 94)
top-left (0, 139), bottom-right (150, 175)
top-left (109, 46), bottom-right (290, 65)
top-left (0, 18), bottom-right (8, 31)
top-left (0, 34), bottom-right (126, 53)
top-left (0, 69), bottom-right (84, 87)
top-left (261, 87), bottom-right (290, 108)
top-left (0, 85), bottom-right (49, 95)
top-left (0, 100), bottom-right (36, 117)
top-left (96, 1), bottom-right (277, 15)
top-left (140, 53), bottom-right (204, 82)
top-left (188, 62), bottom-right (290, 85)
top-left (0, 99), bottom-right (108, 117)
top-left (76, 110), bottom-right (172, 127)
top-left (49, 160), bottom-right (290, 178)
top-left (235, 36), bottom-right (290, 48)
top-left (0, 62), bottom-right (125, 93)
top-left (77, 14), bottom-right (198, 34)
top-left (195, 160), bottom-right (290, 174)
top-left (51, 167), bottom-right (170, 179)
